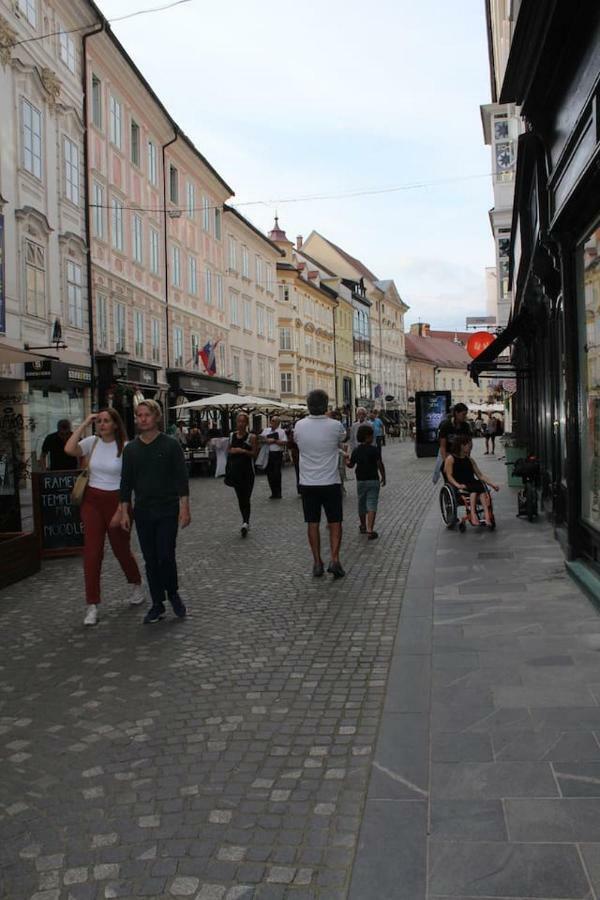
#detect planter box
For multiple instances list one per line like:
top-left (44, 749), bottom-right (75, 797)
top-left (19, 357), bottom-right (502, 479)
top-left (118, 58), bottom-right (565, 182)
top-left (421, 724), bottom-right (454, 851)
top-left (0, 532), bottom-right (41, 590)
top-left (505, 445), bottom-right (527, 488)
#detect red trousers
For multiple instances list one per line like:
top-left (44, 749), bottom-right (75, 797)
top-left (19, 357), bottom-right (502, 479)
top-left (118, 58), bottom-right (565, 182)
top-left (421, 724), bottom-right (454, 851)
top-left (80, 487), bottom-right (141, 604)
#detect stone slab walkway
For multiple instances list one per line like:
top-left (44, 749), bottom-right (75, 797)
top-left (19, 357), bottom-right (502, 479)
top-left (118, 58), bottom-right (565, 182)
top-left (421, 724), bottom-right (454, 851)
top-left (350, 444), bottom-right (600, 900)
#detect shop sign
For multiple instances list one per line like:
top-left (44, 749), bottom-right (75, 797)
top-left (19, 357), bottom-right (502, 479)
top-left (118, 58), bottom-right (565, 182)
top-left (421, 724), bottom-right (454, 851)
top-left (128, 365), bottom-right (156, 385)
top-left (32, 472), bottom-right (84, 557)
top-left (67, 367), bottom-right (92, 384)
top-left (24, 361), bottom-right (91, 387)
top-left (24, 360), bottom-right (52, 380)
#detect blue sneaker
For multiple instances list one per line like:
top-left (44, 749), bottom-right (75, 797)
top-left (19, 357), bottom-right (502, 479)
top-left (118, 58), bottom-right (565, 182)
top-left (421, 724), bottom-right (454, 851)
top-left (143, 604), bottom-right (166, 624)
top-left (169, 594), bottom-right (187, 619)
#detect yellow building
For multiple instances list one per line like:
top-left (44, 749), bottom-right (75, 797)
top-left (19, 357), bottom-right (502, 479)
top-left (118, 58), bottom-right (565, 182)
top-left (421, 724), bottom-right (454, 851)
top-left (267, 220), bottom-right (337, 405)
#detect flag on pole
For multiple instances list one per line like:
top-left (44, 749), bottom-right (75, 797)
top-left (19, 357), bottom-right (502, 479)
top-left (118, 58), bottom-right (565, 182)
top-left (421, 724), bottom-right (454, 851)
top-left (199, 340), bottom-right (219, 376)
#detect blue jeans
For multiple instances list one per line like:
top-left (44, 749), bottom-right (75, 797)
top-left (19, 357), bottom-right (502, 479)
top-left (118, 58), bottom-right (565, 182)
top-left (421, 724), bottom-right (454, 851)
top-left (357, 479), bottom-right (380, 515)
top-left (134, 508), bottom-right (179, 608)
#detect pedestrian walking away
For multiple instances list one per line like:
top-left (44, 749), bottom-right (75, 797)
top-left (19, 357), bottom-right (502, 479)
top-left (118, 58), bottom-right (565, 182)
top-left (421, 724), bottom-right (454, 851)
top-left (119, 400), bottom-right (191, 624)
top-left (64, 409), bottom-right (145, 626)
top-left (346, 423), bottom-right (386, 539)
top-left (261, 415), bottom-right (287, 498)
top-left (40, 419), bottom-right (79, 471)
top-left (369, 409), bottom-right (385, 452)
top-left (484, 413), bottom-right (499, 454)
top-left (225, 412), bottom-right (258, 537)
top-left (294, 389), bottom-right (347, 578)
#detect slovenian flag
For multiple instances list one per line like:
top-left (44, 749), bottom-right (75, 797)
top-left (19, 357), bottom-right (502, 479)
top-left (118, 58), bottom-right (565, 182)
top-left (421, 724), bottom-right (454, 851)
top-left (199, 340), bottom-right (219, 376)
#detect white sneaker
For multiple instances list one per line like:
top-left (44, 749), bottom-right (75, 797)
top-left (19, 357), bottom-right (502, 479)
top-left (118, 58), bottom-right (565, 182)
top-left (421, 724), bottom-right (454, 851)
top-left (127, 583), bottom-right (148, 606)
top-left (84, 605), bottom-right (98, 626)
top-left (241, 523), bottom-right (249, 538)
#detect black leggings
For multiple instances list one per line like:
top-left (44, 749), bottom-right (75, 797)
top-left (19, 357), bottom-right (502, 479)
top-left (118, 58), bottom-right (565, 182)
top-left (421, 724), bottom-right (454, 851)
top-left (234, 475), bottom-right (254, 524)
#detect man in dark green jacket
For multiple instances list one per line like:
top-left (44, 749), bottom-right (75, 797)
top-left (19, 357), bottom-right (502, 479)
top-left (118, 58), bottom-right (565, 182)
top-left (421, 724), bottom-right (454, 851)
top-left (120, 400), bottom-right (191, 624)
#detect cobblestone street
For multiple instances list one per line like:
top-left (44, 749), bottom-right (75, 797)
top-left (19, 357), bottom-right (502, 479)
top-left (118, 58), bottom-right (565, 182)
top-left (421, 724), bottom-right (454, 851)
top-left (0, 442), bottom-right (435, 900)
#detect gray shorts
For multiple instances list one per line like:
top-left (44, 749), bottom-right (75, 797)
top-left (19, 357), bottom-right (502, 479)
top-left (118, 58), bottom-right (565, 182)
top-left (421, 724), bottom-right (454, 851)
top-left (357, 479), bottom-right (380, 515)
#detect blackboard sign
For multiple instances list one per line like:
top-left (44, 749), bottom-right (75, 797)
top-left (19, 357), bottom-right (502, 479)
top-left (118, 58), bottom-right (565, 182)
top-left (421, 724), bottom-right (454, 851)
top-left (32, 471), bottom-right (84, 557)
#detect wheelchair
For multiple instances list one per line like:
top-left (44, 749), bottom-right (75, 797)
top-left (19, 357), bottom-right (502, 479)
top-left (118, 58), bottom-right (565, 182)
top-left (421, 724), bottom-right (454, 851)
top-left (439, 480), bottom-right (496, 532)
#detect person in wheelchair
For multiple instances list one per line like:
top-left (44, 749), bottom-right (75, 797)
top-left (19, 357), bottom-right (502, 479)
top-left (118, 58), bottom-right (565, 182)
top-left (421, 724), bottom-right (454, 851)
top-left (444, 435), bottom-right (499, 527)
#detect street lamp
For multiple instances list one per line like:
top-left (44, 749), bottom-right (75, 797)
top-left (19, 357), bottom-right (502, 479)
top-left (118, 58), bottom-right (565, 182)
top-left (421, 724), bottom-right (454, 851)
top-left (114, 349), bottom-right (130, 378)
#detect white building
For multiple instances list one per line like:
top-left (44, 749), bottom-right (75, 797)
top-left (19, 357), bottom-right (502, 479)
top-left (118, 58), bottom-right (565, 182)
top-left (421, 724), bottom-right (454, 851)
top-left (0, 0), bottom-right (98, 465)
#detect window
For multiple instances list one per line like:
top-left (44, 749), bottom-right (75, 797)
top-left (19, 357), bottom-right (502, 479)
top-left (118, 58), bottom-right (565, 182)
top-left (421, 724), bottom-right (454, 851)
top-left (59, 29), bottom-right (75, 72)
top-left (232, 354), bottom-right (240, 381)
top-left (579, 224), bottom-right (600, 529)
top-left (269, 360), bottom-right (276, 392)
top-left (63, 137), bottom-right (79, 204)
top-left (171, 245), bottom-right (181, 287)
top-left (280, 327), bottom-right (291, 350)
top-left (191, 333), bottom-right (200, 368)
top-left (218, 343), bottom-right (226, 376)
top-left (256, 255), bottom-right (264, 288)
top-left (111, 198), bottom-right (124, 251)
top-left (241, 246), bottom-right (249, 278)
top-left (257, 305), bottom-right (265, 336)
top-left (230, 292), bottom-right (239, 326)
top-left (130, 120), bottom-right (140, 167)
top-left (109, 95), bottom-right (122, 148)
top-left (205, 269), bottom-right (212, 304)
top-left (214, 207), bottom-right (222, 240)
top-left (25, 240), bottom-right (45, 317)
top-left (215, 273), bottom-right (224, 310)
top-left (228, 237), bottom-right (237, 272)
top-left (133, 309), bottom-right (144, 358)
top-left (169, 165), bottom-right (178, 204)
top-left (279, 283), bottom-right (290, 303)
top-left (245, 357), bottom-right (253, 386)
top-left (114, 302), bottom-right (126, 351)
top-left (148, 141), bottom-right (158, 185)
top-left (151, 318), bottom-right (161, 363)
top-left (132, 214), bottom-right (143, 264)
top-left (281, 372), bottom-right (293, 394)
top-left (266, 264), bottom-right (274, 293)
top-left (17, 0), bottom-right (36, 27)
top-left (243, 298), bottom-right (252, 330)
top-left (150, 228), bottom-right (160, 274)
top-left (97, 294), bottom-right (108, 348)
top-left (258, 357), bottom-right (266, 390)
top-left (66, 260), bottom-right (83, 328)
top-left (92, 182), bottom-right (104, 238)
top-left (267, 310), bottom-right (275, 340)
top-left (22, 98), bottom-right (42, 178)
top-left (188, 256), bottom-right (198, 295)
top-left (173, 326), bottom-right (184, 367)
top-left (91, 74), bottom-right (102, 128)
top-left (186, 182), bottom-right (195, 218)
top-left (202, 196), bottom-right (211, 231)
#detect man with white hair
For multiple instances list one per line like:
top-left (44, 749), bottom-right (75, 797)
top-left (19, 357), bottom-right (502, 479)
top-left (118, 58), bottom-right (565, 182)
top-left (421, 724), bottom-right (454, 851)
top-left (294, 390), bottom-right (347, 578)
top-left (348, 407), bottom-right (368, 452)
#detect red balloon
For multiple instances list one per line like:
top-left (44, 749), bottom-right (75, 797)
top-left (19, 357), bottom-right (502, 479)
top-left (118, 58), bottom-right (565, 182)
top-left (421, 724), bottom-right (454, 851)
top-left (467, 331), bottom-right (495, 359)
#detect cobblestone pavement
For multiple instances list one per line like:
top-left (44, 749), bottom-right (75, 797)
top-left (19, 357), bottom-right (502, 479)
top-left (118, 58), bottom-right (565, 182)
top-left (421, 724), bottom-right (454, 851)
top-left (0, 442), bottom-right (436, 900)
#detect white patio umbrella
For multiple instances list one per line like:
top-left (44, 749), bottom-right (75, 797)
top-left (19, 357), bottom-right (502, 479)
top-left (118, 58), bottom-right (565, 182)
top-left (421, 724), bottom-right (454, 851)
top-left (171, 393), bottom-right (286, 412)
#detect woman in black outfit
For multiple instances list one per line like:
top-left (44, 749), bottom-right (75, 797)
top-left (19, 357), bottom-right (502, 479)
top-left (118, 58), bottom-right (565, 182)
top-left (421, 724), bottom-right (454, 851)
top-left (227, 413), bottom-right (258, 537)
top-left (444, 434), bottom-right (499, 526)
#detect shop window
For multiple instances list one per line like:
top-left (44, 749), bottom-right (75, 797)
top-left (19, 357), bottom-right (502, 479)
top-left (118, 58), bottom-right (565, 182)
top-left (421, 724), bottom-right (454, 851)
top-left (578, 222), bottom-right (600, 529)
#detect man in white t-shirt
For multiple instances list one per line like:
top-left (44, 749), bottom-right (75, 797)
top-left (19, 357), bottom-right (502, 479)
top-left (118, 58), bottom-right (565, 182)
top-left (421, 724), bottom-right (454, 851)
top-left (294, 389), bottom-right (347, 578)
top-left (260, 415), bottom-right (287, 498)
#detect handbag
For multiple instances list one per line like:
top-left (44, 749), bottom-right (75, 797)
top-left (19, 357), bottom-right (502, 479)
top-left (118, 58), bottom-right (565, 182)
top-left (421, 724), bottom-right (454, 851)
top-left (70, 437), bottom-right (99, 506)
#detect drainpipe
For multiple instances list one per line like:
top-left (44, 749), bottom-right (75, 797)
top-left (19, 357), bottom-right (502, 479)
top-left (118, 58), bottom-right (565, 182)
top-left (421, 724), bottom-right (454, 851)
top-left (332, 300), bottom-right (339, 408)
top-left (161, 129), bottom-right (178, 375)
top-left (82, 19), bottom-right (105, 406)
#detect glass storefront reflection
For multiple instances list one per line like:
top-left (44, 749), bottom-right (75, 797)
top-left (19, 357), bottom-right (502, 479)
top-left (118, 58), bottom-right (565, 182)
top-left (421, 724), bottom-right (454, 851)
top-left (579, 224), bottom-right (600, 527)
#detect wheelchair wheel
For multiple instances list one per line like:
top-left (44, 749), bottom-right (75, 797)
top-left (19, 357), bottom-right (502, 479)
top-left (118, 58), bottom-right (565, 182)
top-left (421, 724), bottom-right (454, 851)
top-left (440, 484), bottom-right (458, 528)
top-left (459, 522), bottom-right (466, 533)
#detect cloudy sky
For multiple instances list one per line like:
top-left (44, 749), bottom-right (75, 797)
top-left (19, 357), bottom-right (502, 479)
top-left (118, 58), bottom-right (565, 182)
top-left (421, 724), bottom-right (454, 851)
top-left (105, 0), bottom-right (495, 329)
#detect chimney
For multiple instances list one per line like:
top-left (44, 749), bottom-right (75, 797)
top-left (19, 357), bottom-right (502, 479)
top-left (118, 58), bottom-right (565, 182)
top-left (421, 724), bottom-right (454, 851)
top-left (296, 235), bottom-right (303, 249)
top-left (410, 322), bottom-right (431, 337)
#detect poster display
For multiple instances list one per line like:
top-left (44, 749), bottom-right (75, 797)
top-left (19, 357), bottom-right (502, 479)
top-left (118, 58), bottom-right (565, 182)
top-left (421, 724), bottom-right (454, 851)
top-left (415, 390), bottom-right (451, 458)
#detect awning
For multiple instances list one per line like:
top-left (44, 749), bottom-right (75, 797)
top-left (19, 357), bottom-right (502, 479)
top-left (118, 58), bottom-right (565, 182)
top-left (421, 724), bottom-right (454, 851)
top-left (469, 311), bottom-right (528, 385)
top-left (0, 343), bottom-right (59, 365)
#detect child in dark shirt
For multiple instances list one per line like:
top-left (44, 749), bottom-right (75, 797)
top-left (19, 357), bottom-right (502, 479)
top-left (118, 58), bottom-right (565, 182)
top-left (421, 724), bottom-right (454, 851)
top-left (346, 424), bottom-right (386, 540)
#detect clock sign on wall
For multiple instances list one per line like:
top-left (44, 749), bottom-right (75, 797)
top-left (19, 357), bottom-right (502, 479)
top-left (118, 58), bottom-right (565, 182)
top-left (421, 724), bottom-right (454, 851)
top-left (496, 142), bottom-right (515, 171)
top-left (494, 120), bottom-right (509, 140)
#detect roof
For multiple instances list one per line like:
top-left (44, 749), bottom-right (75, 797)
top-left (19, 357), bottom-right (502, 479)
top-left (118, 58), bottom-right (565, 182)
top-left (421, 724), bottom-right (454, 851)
top-left (223, 206), bottom-right (284, 256)
top-left (405, 334), bottom-right (471, 369)
top-left (311, 231), bottom-right (379, 282)
top-left (295, 249), bottom-right (338, 278)
top-left (427, 329), bottom-right (470, 345)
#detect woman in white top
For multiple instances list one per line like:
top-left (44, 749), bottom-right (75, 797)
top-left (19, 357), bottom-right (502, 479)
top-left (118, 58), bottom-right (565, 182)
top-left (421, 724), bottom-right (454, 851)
top-left (65, 409), bottom-right (145, 626)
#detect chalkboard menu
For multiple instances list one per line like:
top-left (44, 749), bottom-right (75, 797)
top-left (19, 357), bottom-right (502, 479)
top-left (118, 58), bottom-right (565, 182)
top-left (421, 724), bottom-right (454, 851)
top-left (33, 471), bottom-right (84, 557)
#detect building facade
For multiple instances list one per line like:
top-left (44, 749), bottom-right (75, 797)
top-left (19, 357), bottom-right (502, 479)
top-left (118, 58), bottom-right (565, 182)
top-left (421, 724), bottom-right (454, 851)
top-left (0, 0), bottom-right (98, 476)
top-left (223, 207), bottom-right (281, 400)
top-left (479, 0), bottom-right (600, 580)
top-left (268, 220), bottom-right (336, 406)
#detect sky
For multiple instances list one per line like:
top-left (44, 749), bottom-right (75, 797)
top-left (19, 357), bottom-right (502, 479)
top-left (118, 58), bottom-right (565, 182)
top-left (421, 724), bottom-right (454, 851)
top-left (105, 0), bottom-right (495, 330)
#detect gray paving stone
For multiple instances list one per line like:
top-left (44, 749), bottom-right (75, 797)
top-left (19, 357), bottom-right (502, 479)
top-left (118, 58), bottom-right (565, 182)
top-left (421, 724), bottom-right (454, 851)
top-left (431, 732), bottom-right (494, 763)
top-left (430, 799), bottom-right (507, 840)
top-left (506, 798), bottom-right (600, 841)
